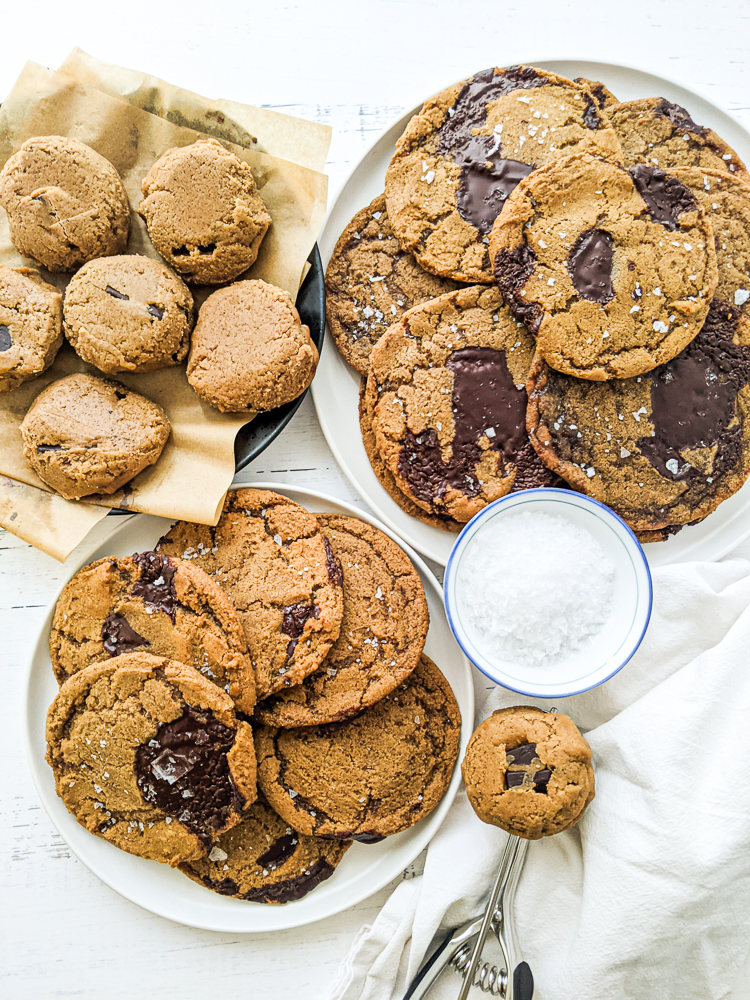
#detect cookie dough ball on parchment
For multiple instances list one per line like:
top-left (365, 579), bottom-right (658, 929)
top-left (139, 138), bottom-right (272, 284)
top-left (0, 265), bottom-right (63, 393)
top-left (0, 136), bottom-right (130, 272)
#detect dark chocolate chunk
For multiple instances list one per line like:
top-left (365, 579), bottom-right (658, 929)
top-left (0, 324), bottom-right (11, 351)
top-left (506, 742), bottom-right (538, 766)
top-left (241, 857), bottom-right (336, 903)
top-left (350, 831), bottom-right (386, 844)
top-left (457, 154), bottom-right (534, 234)
top-left (147, 304), bottom-right (164, 320)
top-left (105, 285), bottom-right (129, 301)
top-left (256, 833), bottom-right (298, 870)
top-left (568, 228), bottom-right (614, 304)
top-left (629, 164), bottom-right (698, 231)
top-left (200, 875), bottom-right (240, 896)
top-left (282, 602), bottom-right (320, 660)
top-left (173, 245), bottom-right (190, 256)
top-left (493, 243), bottom-right (544, 332)
top-left (323, 536), bottom-right (343, 588)
top-left (131, 551), bottom-right (178, 622)
top-left (532, 768), bottom-right (552, 793)
top-left (505, 770), bottom-right (527, 789)
top-left (654, 99), bottom-right (706, 136)
top-left (582, 96), bottom-right (601, 130)
top-left (36, 443), bottom-right (63, 453)
top-left (198, 243), bottom-right (217, 255)
top-left (101, 613), bottom-right (149, 656)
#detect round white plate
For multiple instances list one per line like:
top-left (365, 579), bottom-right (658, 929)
top-left (23, 484), bottom-right (473, 932)
top-left (313, 58), bottom-right (750, 568)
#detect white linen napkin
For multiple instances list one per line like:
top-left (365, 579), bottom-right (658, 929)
top-left (326, 556), bottom-right (750, 1000)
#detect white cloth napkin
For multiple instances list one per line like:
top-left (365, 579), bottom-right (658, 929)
top-left (326, 556), bottom-right (750, 1000)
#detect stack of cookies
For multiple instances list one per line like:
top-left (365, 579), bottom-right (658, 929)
top-left (326, 66), bottom-right (750, 541)
top-left (45, 489), bottom-right (461, 903)
top-left (0, 136), bottom-right (318, 502)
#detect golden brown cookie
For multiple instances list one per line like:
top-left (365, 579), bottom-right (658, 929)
top-left (462, 706), bottom-right (595, 840)
top-left (255, 514), bottom-right (429, 727)
top-left (49, 550), bottom-right (256, 713)
top-left (63, 255), bottom-right (194, 373)
top-left (157, 489), bottom-right (344, 701)
top-left (20, 373), bottom-right (170, 499)
top-left (139, 138), bottom-right (271, 284)
top-left (186, 279), bottom-right (318, 412)
top-left (255, 654), bottom-right (461, 841)
top-left (491, 152), bottom-right (718, 380)
top-left (325, 194), bottom-right (462, 374)
top-left (180, 793), bottom-right (350, 903)
top-left (46, 652), bottom-right (257, 866)
top-left (384, 65), bottom-right (622, 283)
top-left (0, 266), bottom-right (63, 393)
top-left (0, 135), bottom-right (130, 271)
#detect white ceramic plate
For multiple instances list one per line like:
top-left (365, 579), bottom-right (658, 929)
top-left (23, 484), bottom-right (473, 932)
top-left (312, 58), bottom-right (750, 568)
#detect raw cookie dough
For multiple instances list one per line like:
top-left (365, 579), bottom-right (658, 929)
top-left (186, 279), bottom-right (318, 412)
top-left (0, 266), bottom-right (63, 393)
top-left (139, 138), bottom-right (271, 284)
top-left (46, 652), bottom-right (257, 866)
top-left (462, 705), bottom-right (595, 839)
top-left (64, 255), bottom-right (194, 373)
top-left (384, 65), bottom-right (622, 283)
top-left (256, 653), bottom-right (461, 841)
top-left (49, 550), bottom-right (256, 713)
top-left (0, 135), bottom-right (130, 271)
top-left (255, 514), bottom-right (429, 727)
top-left (491, 152), bottom-right (718, 379)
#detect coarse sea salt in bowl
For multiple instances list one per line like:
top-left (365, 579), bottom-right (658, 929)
top-left (443, 488), bottom-right (652, 699)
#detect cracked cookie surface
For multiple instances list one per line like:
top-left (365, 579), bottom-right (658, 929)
top-left (384, 65), bottom-right (622, 283)
top-left (0, 266), bottom-right (63, 393)
top-left (46, 652), bottom-right (257, 866)
top-left (255, 514), bottom-right (429, 727)
top-left (49, 550), bottom-right (256, 713)
top-left (157, 489), bottom-right (344, 701)
top-left (0, 135), bottom-right (130, 272)
top-left (462, 705), bottom-right (594, 839)
top-left (491, 152), bottom-right (718, 379)
top-left (255, 653), bottom-right (460, 841)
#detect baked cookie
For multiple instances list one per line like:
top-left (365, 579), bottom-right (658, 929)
top-left (574, 77), bottom-right (619, 111)
top-left (256, 654), bottom-right (460, 841)
top-left (21, 373), bottom-right (170, 500)
top-left (384, 65), bottom-right (622, 283)
top-left (180, 793), bottom-right (350, 903)
top-left (526, 308), bottom-right (750, 534)
top-left (186, 279), bottom-right (318, 412)
top-left (46, 652), bottom-right (257, 866)
top-left (0, 135), bottom-right (130, 272)
top-left (462, 706), bottom-right (595, 840)
top-left (0, 266), bottom-right (63, 393)
top-left (255, 514), bottom-right (429, 727)
top-left (63, 255), bottom-right (194, 373)
top-left (139, 138), bottom-right (271, 284)
top-left (49, 551), bottom-right (256, 713)
top-left (363, 285), bottom-right (555, 523)
top-left (491, 152), bottom-right (718, 380)
top-left (609, 98), bottom-right (750, 180)
top-left (325, 194), bottom-right (462, 374)
top-left (157, 489), bottom-right (344, 701)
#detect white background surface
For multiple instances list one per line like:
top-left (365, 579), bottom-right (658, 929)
top-left (1, 2), bottom-right (750, 997)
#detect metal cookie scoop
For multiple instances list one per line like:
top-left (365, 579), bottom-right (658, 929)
top-left (403, 834), bottom-right (533, 999)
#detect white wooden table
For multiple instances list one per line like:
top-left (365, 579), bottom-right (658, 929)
top-left (2, 2), bottom-right (750, 997)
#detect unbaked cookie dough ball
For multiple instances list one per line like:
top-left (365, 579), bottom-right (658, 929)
top-left (461, 705), bottom-right (595, 839)
top-left (63, 255), bottom-right (194, 373)
top-left (0, 266), bottom-right (63, 393)
top-left (139, 138), bottom-right (272, 284)
top-left (0, 136), bottom-right (130, 272)
top-left (21, 373), bottom-right (171, 499)
top-left (186, 279), bottom-right (318, 412)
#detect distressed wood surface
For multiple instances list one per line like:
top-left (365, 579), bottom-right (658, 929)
top-left (2, 1), bottom-right (750, 997)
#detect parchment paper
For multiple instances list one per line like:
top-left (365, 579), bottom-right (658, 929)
top-left (0, 61), bottom-right (329, 560)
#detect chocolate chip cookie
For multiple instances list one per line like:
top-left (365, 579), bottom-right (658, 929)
top-left (180, 793), bottom-right (350, 903)
top-left (255, 514), bottom-right (429, 727)
top-left (574, 77), bottom-right (619, 111)
top-left (49, 551), bottom-right (256, 713)
top-left (363, 285), bottom-right (555, 523)
top-left (325, 194), bottom-right (463, 374)
top-left (157, 489), bottom-right (344, 701)
top-left (384, 66), bottom-right (622, 283)
top-left (46, 652), bottom-right (257, 866)
top-left (63, 255), bottom-right (194, 373)
top-left (255, 653), bottom-right (461, 841)
top-left (0, 266), bottom-right (63, 393)
top-left (0, 135), bottom-right (130, 272)
top-left (609, 98), bottom-right (749, 181)
top-left (21, 373), bottom-right (171, 499)
top-left (462, 706), bottom-right (595, 840)
top-left (491, 152), bottom-right (718, 380)
top-left (186, 279), bottom-right (318, 412)
top-left (139, 138), bottom-right (272, 284)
